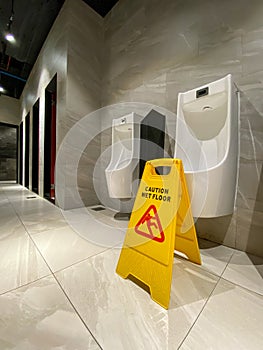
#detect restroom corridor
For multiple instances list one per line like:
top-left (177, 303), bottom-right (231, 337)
top-left (0, 183), bottom-right (262, 349)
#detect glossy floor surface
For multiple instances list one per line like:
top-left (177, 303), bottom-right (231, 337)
top-left (0, 184), bottom-right (262, 349)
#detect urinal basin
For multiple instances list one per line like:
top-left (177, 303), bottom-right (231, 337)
top-left (105, 112), bottom-right (141, 199)
top-left (175, 74), bottom-right (239, 218)
top-left (114, 123), bottom-right (133, 133)
top-left (183, 92), bottom-right (227, 140)
top-left (108, 140), bottom-right (133, 166)
top-left (106, 159), bottom-right (138, 198)
top-left (185, 155), bottom-right (237, 217)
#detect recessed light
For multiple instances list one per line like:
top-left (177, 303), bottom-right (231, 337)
top-left (5, 33), bottom-right (15, 43)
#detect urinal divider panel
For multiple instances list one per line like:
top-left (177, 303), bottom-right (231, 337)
top-left (116, 158), bottom-right (201, 309)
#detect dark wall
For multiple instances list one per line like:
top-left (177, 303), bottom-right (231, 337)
top-left (0, 123), bottom-right (17, 181)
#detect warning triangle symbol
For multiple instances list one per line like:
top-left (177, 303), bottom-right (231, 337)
top-left (135, 205), bottom-right (165, 243)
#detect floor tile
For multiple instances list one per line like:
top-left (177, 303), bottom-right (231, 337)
top-left (56, 248), bottom-right (218, 350)
top-left (0, 198), bottom-right (9, 206)
top-left (0, 275), bottom-right (100, 350)
top-left (1, 183), bottom-right (263, 349)
top-left (180, 279), bottom-right (263, 350)
top-left (11, 197), bottom-right (56, 216)
top-left (31, 226), bottom-right (110, 272)
top-left (2, 185), bottom-right (31, 199)
top-left (88, 207), bottom-right (129, 230)
top-left (0, 232), bottom-right (51, 295)
top-left (197, 239), bottom-right (234, 277)
top-left (0, 216), bottom-right (26, 240)
top-left (222, 251), bottom-right (263, 295)
top-left (62, 208), bottom-right (126, 248)
top-left (20, 210), bottom-right (68, 235)
top-left (0, 204), bottom-right (17, 220)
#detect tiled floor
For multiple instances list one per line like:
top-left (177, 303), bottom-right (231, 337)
top-left (0, 184), bottom-right (263, 349)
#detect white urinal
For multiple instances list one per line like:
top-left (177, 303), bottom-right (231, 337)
top-left (105, 112), bottom-right (141, 199)
top-left (175, 74), bottom-right (239, 217)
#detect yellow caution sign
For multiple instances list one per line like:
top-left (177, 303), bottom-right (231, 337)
top-left (116, 158), bottom-right (201, 309)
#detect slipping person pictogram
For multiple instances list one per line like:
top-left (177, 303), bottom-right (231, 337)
top-left (135, 205), bottom-right (165, 243)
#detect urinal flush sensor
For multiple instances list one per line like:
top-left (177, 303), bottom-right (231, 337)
top-left (196, 87), bottom-right (209, 98)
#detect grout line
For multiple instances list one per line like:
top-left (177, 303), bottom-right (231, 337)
top-left (6, 185), bottom-right (120, 277)
top-left (219, 249), bottom-right (235, 277)
top-left (52, 245), bottom-right (114, 275)
top-left (0, 274), bottom-right (52, 297)
top-left (177, 276), bottom-right (221, 349)
top-left (216, 251), bottom-right (263, 297)
top-left (178, 262), bottom-right (263, 349)
top-left (25, 231), bottom-right (104, 348)
top-left (52, 273), bottom-right (103, 350)
top-left (219, 276), bottom-right (263, 298)
top-left (6, 187), bottom-right (103, 349)
top-left (174, 253), bottom-right (229, 281)
top-left (3, 185), bottom-right (262, 348)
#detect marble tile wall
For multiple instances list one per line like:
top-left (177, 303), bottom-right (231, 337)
top-left (18, 0), bottom-right (103, 208)
top-left (102, 0), bottom-right (263, 257)
top-left (20, 0), bottom-right (69, 197)
top-left (60, 0), bottom-right (103, 209)
top-left (17, 0), bottom-right (263, 255)
top-left (0, 95), bottom-right (20, 125)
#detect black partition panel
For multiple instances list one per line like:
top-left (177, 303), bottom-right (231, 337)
top-left (44, 90), bottom-right (51, 198)
top-left (25, 113), bottom-right (30, 188)
top-left (44, 74), bottom-right (57, 203)
top-left (32, 100), bottom-right (39, 194)
top-left (19, 122), bottom-right (23, 184)
top-left (139, 109), bottom-right (166, 178)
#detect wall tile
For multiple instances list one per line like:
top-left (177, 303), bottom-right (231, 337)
top-left (240, 128), bottom-right (263, 161)
top-left (195, 213), bottom-right (237, 249)
top-left (19, 0), bottom-right (263, 255)
top-left (236, 207), bottom-right (263, 257)
top-left (237, 159), bottom-right (263, 210)
top-left (242, 27), bottom-right (263, 75)
top-left (0, 95), bottom-right (20, 125)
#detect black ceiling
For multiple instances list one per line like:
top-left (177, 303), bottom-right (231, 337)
top-left (0, 0), bottom-right (118, 99)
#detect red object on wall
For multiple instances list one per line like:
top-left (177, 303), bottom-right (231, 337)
top-left (50, 92), bottom-right (56, 200)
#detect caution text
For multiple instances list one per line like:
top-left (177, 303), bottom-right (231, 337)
top-left (142, 186), bottom-right (171, 202)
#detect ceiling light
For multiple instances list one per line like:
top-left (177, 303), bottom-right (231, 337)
top-left (5, 32), bottom-right (15, 43)
top-left (5, 0), bottom-right (15, 43)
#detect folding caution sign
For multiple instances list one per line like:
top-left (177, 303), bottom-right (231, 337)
top-left (116, 158), bottom-right (201, 309)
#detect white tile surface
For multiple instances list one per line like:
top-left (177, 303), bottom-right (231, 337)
top-left (222, 251), bottom-right (263, 295)
top-left (11, 197), bottom-right (56, 215)
top-left (19, 210), bottom-right (68, 235)
top-left (198, 239), bottom-right (234, 277)
top-left (0, 215), bottom-right (26, 240)
top-left (0, 276), bottom-right (100, 350)
top-left (180, 279), bottom-right (263, 350)
top-left (31, 225), bottom-right (110, 272)
top-left (56, 248), bottom-right (218, 350)
top-left (0, 232), bottom-right (50, 295)
top-left (62, 206), bottom-right (127, 248)
top-left (0, 204), bottom-right (17, 220)
top-left (1, 182), bottom-right (263, 349)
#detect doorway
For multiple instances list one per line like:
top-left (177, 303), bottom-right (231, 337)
top-left (32, 99), bottom-right (39, 194)
top-left (24, 113), bottom-right (30, 188)
top-left (19, 122), bottom-right (23, 185)
top-left (44, 75), bottom-right (57, 203)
